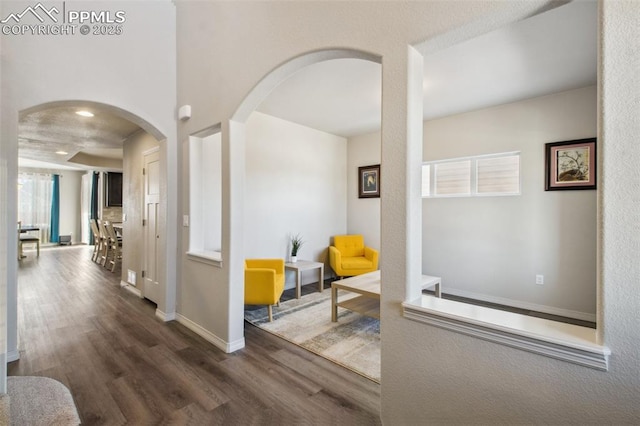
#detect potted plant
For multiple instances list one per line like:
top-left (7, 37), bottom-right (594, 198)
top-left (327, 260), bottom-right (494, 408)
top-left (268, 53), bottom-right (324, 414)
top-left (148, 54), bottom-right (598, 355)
top-left (290, 233), bottom-right (304, 263)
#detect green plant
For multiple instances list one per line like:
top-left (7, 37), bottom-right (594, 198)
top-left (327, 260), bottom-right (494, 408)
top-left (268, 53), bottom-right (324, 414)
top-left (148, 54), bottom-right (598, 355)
top-left (290, 233), bottom-right (304, 256)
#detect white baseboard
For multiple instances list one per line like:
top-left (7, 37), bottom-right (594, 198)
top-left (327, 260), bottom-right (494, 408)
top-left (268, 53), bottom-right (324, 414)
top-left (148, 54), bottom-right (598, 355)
top-left (175, 313), bottom-right (245, 353)
top-left (443, 287), bottom-right (596, 323)
top-left (120, 281), bottom-right (143, 298)
top-left (6, 349), bottom-right (20, 362)
top-left (155, 309), bottom-right (176, 322)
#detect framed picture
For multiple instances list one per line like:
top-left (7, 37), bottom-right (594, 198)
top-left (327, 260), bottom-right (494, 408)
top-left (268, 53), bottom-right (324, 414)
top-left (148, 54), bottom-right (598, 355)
top-left (545, 138), bottom-right (597, 191)
top-left (358, 164), bottom-right (380, 198)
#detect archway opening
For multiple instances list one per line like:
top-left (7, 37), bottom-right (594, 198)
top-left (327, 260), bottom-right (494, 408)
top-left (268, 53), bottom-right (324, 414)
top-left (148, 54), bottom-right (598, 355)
top-left (15, 100), bottom-right (170, 339)
top-left (227, 49), bottom-right (383, 367)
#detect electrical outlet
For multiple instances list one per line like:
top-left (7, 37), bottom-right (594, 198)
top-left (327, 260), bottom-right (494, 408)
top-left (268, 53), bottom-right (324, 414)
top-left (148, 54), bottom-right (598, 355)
top-left (183, 215), bottom-right (189, 227)
top-left (535, 275), bottom-right (544, 285)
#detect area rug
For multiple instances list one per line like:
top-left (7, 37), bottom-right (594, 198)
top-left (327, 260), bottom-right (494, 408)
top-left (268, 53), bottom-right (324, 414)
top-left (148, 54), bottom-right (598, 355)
top-left (245, 290), bottom-right (380, 382)
top-left (7, 376), bottom-right (81, 425)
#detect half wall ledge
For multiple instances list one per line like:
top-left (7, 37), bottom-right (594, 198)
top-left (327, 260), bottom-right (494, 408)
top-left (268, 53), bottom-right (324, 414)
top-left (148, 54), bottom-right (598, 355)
top-left (402, 295), bottom-right (610, 371)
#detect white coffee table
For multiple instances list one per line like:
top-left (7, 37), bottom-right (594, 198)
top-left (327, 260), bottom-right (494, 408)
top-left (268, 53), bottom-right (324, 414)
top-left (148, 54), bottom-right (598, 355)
top-left (331, 270), bottom-right (442, 322)
top-left (284, 260), bottom-right (324, 299)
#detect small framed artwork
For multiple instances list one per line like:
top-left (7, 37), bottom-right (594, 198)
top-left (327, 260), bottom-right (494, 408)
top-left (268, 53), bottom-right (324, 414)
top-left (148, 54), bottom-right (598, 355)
top-left (545, 138), bottom-right (597, 191)
top-left (358, 164), bottom-right (380, 198)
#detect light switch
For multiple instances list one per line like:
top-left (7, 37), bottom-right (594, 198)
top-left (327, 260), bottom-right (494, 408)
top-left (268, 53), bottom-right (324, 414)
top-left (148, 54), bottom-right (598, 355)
top-left (183, 215), bottom-right (189, 227)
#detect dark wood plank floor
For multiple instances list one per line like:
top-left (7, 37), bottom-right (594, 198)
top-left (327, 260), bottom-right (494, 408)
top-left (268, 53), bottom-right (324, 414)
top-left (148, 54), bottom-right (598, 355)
top-left (9, 246), bottom-right (381, 425)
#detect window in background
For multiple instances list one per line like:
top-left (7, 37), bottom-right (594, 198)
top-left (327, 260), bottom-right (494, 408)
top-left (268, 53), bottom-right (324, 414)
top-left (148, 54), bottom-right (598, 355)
top-left (435, 160), bottom-right (472, 196)
top-left (17, 172), bottom-right (53, 243)
top-left (422, 152), bottom-right (520, 198)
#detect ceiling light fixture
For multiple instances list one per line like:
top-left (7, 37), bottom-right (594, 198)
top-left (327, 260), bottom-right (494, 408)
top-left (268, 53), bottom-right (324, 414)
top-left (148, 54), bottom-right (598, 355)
top-left (55, 151), bottom-right (68, 155)
top-left (75, 110), bottom-right (94, 117)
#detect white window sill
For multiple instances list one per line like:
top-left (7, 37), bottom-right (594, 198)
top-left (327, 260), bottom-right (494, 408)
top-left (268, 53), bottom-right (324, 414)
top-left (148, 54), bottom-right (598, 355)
top-left (403, 295), bottom-right (610, 371)
top-left (186, 250), bottom-right (223, 268)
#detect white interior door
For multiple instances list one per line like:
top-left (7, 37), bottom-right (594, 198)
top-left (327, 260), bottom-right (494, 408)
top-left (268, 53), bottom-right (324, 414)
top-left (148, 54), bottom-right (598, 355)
top-left (143, 149), bottom-right (160, 304)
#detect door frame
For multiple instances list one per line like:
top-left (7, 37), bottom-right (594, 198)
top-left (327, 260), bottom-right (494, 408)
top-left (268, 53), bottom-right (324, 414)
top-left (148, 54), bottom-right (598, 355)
top-left (142, 146), bottom-right (161, 303)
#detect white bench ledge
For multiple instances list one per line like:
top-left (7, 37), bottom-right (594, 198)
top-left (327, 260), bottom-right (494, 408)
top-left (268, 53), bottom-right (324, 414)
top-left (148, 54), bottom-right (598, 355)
top-left (403, 295), bottom-right (610, 371)
top-left (186, 250), bottom-right (223, 267)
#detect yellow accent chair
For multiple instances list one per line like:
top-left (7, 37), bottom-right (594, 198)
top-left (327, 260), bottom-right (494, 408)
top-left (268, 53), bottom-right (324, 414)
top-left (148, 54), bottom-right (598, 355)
top-left (244, 258), bottom-right (285, 322)
top-left (329, 235), bottom-right (379, 278)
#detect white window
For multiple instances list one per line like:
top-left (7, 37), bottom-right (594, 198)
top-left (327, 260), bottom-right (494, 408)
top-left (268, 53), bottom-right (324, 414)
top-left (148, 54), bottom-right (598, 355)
top-left (476, 154), bottom-right (520, 195)
top-left (422, 152), bottom-right (520, 198)
top-left (17, 172), bottom-right (53, 242)
top-left (435, 160), bottom-right (471, 196)
top-left (187, 126), bottom-right (222, 265)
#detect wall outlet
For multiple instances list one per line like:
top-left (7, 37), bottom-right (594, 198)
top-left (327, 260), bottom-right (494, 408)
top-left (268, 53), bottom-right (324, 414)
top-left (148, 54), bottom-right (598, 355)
top-left (128, 269), bottom-right (136, 285)
top-left (535, 274), bottom-right (544, 285)
top-left (183, 215), bottom-right (189, 227)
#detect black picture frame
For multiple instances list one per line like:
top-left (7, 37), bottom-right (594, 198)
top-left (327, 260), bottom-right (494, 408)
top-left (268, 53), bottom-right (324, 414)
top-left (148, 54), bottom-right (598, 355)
top-left (545, 138), bottom-right (597, 191)
top-left (358, 164), bottom-right (380, 198)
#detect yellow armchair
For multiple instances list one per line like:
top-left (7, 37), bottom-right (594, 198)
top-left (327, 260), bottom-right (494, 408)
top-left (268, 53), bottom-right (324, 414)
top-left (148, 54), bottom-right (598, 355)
top-left (244, 258), bottom-right (285, 322)
top-left (329, 235), bottom-right (379, 278)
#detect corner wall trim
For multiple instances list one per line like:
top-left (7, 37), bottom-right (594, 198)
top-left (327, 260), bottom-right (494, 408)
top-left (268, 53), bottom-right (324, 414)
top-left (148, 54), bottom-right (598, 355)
top-left (6, 349), bottom-right (20, 362)
top-left (403, 297), bottom-right (610, 371)
top-left (175, 313), bottom-right (245, 353)
top-left (156, 310), bottom-right (176, 322)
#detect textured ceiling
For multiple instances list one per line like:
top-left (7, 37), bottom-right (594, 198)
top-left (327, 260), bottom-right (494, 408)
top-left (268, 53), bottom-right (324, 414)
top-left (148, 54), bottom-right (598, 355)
top-left (19, 106), bottom-right (140, 171)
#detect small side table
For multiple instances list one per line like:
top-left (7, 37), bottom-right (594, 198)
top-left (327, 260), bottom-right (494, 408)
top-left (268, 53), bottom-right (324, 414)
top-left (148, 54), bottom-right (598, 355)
top-left (421, 275), bottom-right (442, 297)
top-left (284, 260), bottom-right (324, 299)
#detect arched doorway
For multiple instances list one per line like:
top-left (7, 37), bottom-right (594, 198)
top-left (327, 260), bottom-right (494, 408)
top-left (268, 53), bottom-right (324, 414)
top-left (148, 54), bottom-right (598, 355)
top-left (226, 48), bottom-right (383, 347)
top-left (9, 99), bottom-right (172, 361)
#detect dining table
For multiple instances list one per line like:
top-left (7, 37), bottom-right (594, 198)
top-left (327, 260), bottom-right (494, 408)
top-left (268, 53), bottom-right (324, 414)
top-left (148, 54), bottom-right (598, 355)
top-left (112, 222), bottom-right (123, 236)
top-left (18, 225), bottom-right (40, 259)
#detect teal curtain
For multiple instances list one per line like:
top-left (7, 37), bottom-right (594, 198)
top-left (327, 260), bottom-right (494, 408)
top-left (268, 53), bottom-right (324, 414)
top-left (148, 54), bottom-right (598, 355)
top-left (89, 172), bottom-right (99, 245)
top-left (50, 174), bottom-right (60, 243)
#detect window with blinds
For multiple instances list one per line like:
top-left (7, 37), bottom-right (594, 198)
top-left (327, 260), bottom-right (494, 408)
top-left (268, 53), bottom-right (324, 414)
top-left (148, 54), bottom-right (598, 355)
top-left (435, 160), bottom-right (471, 196)
top-left (422, 152), bottom-right (520, 197)
top-left (476, 154), bottom-right (520, 195)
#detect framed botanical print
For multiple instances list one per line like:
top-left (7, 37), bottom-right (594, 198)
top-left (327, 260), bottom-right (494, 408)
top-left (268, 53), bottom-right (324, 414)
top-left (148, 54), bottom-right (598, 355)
top-left (545, 138), bottom-right (596, 191)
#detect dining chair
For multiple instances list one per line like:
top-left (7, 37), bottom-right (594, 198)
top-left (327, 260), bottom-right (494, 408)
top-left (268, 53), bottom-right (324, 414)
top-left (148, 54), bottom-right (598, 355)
top-left (89, 219), bottom-right (103, 263)
top-left (104, 221), bottom-right (122, 273)
top-left (97, 220), bottom-right (111, 266)
top-left (17, 221), bottom-right (40, 260)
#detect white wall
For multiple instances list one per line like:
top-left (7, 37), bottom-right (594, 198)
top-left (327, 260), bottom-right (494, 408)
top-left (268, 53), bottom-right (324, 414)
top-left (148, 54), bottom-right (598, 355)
top-left (423, 86), bottom-right (597, 319)
top-left (245, 111), bottom-right (347, 287)
top-left (347, 131), bottom-right (381, 251)
top-left (346, 87), bottom-right (597, 319)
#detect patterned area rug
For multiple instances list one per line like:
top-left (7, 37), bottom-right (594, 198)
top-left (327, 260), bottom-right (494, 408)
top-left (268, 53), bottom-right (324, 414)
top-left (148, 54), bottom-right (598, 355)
top-left (244, 289), bottom-right (380, 382)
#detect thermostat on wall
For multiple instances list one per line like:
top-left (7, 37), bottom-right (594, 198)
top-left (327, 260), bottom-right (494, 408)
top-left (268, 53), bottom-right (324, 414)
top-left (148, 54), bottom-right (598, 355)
top-left (178, 105), bottom-right (191, 121)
